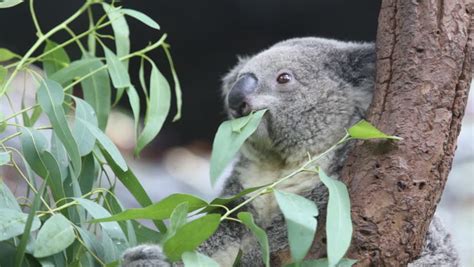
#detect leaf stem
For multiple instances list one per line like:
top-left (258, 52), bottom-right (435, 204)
top-left (29, 0), bottom-right (43, 37)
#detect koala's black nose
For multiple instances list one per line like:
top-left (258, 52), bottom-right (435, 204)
top-left (228, 73), bottom-right (258, 117)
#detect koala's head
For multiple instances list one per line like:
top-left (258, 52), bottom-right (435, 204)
top-left (222, 37), bottom-right (376, 164)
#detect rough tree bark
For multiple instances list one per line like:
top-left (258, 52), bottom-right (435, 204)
top-left (271, 0), bottom-right (472, 266)
top-left (340, 0), bottom-right (472, 266)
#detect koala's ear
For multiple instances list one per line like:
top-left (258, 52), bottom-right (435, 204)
top-left (221, 56), bottom-right (250, 97)
top-left (331, 44), bottom-right (376, 87)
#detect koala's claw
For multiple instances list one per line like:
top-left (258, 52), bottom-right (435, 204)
top-left (121, 244), bottom-right (171, 267)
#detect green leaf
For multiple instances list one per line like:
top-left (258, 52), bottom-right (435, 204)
top-left (237, 212), bottom-right (270, 267)
top-left (42, 40), bottom-right (70, 76)
top-left (135, 61), bottom-right (171, 155)
top-left (15, 180), bottom-right (47, 267)
top-left (104, 192), bottom-right (137, 246)
top-left (163, 202), bottom-right (188, 242)
top-left (0, 179), bottom-right (20, 210)
top-left (347, 120), bottom-right (401, 140)
top-left (210, 109), bottom-right (267, 185)
top-left (0, 47), bottom-right (19, 61)
top-left (0, 151), bottom-right (10, 166)
top-left (319, 168), bottom-right (352, 267)
top-left (49, 58), bottom-right (101, 85)
top-left (76, 227), bottom-right (106, 263)
top-left (72, 97), bottom-right (98, 156)
top-left (20, 128), bottom-right (65, 201)
top-left (126, 86), bottom-right (140, 139)
top-left (74, 198), bottom-right (129, 254)
top-left (132, 221), bottom-right (164, 244)
top-left (274, 190), bottom-right (318, 263)
top-left (163, 214), bottom-right (221, 262)
top-left (102, 3), bottom-right (130, 64)
top-left (75, 116), bottom-right (127, 171)
top-left (50, 133), bottom-right (68, 181)
top-left (163, 43), bottom-right (182, 121)
top-left (102, 45), bottom-right (131, 89)
top-left (101, 152), bottom-right (167, 232)
top-left (33, 214), bottom-right (75, 258)
top-left (0, 209), bottom-right (41, 241)
top-left (121, 8), bottom-right (160, 30)
top-left (201, 185), bottom-right (266, 214)
top-left (0, 66), bottom-right (7, 93)
top-left (103, 3), bottom-right (130, 104)
top-left (182, 251), bottom-right (219, 267)
top-left (36, 79), bottom-right (82, 177)
top-left (78, 153), bottom-right (98, 196)
top-left (92, 194), bottom-right (207, 223)
top-left (79, 56), bottom-right (111, 130)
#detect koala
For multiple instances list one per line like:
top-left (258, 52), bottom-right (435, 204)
top-left (122, 37), bottom-right (459, 267)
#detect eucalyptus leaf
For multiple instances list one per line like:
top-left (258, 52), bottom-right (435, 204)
top-left (75, 117), bottom-right (127, 171)
top-left (33, 214), bottom-right (75, 258)
top-left (319, 168), bottom-right (352, 267)
top-left (347, 120), bottom-right (401, 140)
top-left (0, 179), bottom-right (20, 210)
top-left (163, 202), bottom-right (189, 242)
top-left (237, 212), bottom-right (270, 267)
top-left (102, 45), bottom-right (131, 89)
top-left (79, 56), bottom-right (111, 130)
top-left (210, 109), bottom-right (267, 185)
top-left (20, 127), bottom-right (65, 201)
top-left (36, 79), bottom-right (82, 177)
top-left (182, 251), bottom-right (219, 267)
top-left (102, 3), bottom-right (130, 64)
top-left (104, 192), bottom-right (137, 246)
top-left (49, 58), bottom-right (101, 85)
top-left (72, 97), bottom-right (98, 156)
top-left (135, 61), bottom-right (171, 155)
top-left (163, 44), bottom-right (182, 121)
top-left (78, 153), bottom-right (98, 194)
top-left (92, 194), bottom-right (207, 223)
top-left (100, 151), bottom-right (167, 232)
top-left (76, 227), bottom-right (106, 262)
top-left (74, 198), bottom-right (129, 254)
top-left (126, 86), bottom-right (140, 139)
top-left (0, 151), bottom-right (10, 166)
top-left (50, 133), bottom-right (68, 181)
top-left (163, 214), bottom-right (221, 262)
top-left (0, 66), bottom-right (7, 90)
top-left (0, 47), bottom-right (19, 61)
top-left (42, 40), bottom-right (70, 76)
top-left (201, 185), bottom-right (266, 214)
top-left (274, 190), bottom-right (318, 262)
top-left (0, 209), bottom-right (41, 241)
top-left (121, 8), bottom-right (160, 29)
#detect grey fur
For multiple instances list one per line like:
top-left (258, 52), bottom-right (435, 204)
top-left (122, 37), bottom-right (459, 266)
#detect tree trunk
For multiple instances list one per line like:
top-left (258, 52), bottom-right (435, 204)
top-left (340, 0), bottom-right (472, 266)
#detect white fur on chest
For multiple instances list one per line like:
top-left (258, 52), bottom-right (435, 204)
top-left (235, 163), bottom-right (319, 226)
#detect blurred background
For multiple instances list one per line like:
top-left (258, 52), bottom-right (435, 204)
top-left (0, 0), bottom-right (472, 265)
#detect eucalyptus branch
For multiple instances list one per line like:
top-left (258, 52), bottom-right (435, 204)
top-left (29, 0), bottom-right (43, 37)
top-left (220, 133), bottom-right (351, 222)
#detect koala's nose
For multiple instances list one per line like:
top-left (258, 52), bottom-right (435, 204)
top-left (227, 73), bottom-right (258, 117)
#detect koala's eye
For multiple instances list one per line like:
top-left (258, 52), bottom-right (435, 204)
top-left (276, 73), bottom-right (292, 84)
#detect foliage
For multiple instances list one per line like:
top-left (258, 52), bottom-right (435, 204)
top-left (0, 0), bottom-right (180, 265)
top-left (0, 1), bottom-right (401, 266)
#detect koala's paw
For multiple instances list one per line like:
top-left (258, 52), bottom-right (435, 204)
top-left (121, 244), bottom-right (171, 267)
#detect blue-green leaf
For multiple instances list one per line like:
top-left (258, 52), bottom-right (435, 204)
top-left (74, 198), bottom-right (129, 254)
top-left (49, 58), bottom-right (102, 85)
top-left (182, 251), bottom-right (219, 267)
top-left (102, 45), bottom-right (131, 89)
top-left (210, 109), bottom-right (267, 185)
top-left (163, 214), bottom-right (221, 262)
top-left (0, 209), bottom-right (41, 241)
top-left (237, 212), bottom-right (270, 267)
top-left (126, 86), bottom-right (140, 139)
top-left (42, 40), bottom-right (70, 76)
top-left (135, 61), bottom-right (171, 155)
top-left (79, 56), bottom-right (111, 130)
top-left (36, 79), bottom-right (82, 177)
top-left (0, 47), bottom-right (19, 60)
top-left (91, 194), bottom-right (207, 223)
top-left (72, 97), bottom-right (98, 156)
top-left (33, 214), bottom-right (75, 258)
top-left (121, 9), bottom-right (160, 30)
top-left (0, 151), bottom-right (10, 166)
top-left (163, 45), bottom-right (182, 122)
top-left (0, 179), bottom-right (20, 210)
top-left (102, 3), bottom-right (130, 64)
top-left (319, 168), bottom-right (353, 267)
top-left (163, 202), bottom-right (188, 242)
top-left (20, 127), bottom-right (65, 201)
top-left (75, 116), bottom-right (127, 171)
top-left (347, 120), bottom-right (401, 140)
top-left (274, 190), bottom-right (318, 263)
